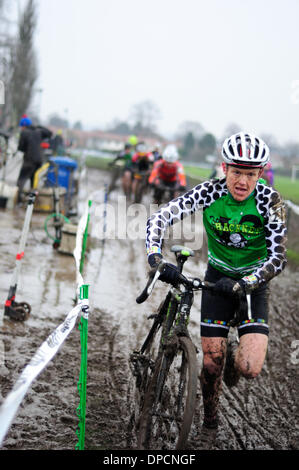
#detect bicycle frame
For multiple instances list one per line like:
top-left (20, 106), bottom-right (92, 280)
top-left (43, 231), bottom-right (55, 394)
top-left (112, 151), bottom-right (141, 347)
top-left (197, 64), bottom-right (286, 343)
top-left (133, 245), bottom-right (251, 450)
top-left (132, 248), bottom-right (205, 388)
top-left (133, 246), bottom-right (209, 450)
top-left (152, 182), bottom-right (180, 205)
top-left (137, 252), bottom-right (194, 356)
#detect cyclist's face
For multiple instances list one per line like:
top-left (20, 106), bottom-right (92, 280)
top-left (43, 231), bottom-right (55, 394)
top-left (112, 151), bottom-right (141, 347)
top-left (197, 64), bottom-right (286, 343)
top-left (223, 163), bottom-right (262, 201)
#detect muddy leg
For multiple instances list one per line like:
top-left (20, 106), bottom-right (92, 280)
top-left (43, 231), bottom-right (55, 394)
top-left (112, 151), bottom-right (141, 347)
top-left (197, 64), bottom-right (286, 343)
top-left (132, 178), bottom-right (139, 201)
top-left (122, 170), bottom-right (132, 199)
top-left (200, 337), bottom-right (227, 426)
top-left (235, 333), bottom-right (268, 379)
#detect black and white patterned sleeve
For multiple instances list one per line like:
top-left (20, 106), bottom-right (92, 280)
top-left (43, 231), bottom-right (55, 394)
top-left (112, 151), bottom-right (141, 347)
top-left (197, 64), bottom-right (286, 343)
top-left (252, 187), bottom-right (287, 284)
top-left (146, 179), bottom-right (225, 256)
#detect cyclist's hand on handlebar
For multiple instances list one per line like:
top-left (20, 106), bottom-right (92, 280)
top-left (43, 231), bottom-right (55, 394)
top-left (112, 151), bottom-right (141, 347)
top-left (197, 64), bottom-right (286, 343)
top-left (213, 277), bottom-right (246, 297)
top-left (148, 253), bottom-right (181, 286)
top-left (148, 253), bottom-right (163, 268)
top-left (158, 263), bottom-right (181, 285)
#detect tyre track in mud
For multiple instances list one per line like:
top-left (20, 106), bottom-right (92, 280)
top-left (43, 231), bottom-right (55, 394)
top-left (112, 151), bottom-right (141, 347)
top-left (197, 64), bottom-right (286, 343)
top-left (79, 187), bottom-right (156, 449)
top-left (0, 167), bottom-right (298, 450)
top-left (203, 270), bottom-right (299, 450)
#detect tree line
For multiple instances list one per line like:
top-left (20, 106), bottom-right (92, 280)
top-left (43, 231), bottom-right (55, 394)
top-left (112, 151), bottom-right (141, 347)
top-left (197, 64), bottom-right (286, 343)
top-left (0, 0), bottom-right (38, 130)
top-left (1, 0), bottom-right (295, 170)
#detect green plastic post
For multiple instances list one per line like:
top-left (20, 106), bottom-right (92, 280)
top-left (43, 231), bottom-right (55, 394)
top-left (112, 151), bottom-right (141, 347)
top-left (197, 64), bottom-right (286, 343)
top-left (75, 284), bottom-right (90, 450)
top-left (75, 200), bottom-right (92, 450)
top-left (79, 200), bottom-right (92, 275)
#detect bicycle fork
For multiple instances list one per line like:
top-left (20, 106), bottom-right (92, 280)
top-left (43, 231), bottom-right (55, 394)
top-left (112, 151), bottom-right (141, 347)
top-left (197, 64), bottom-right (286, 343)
top-left (175, 290), bottom-right (194, 335)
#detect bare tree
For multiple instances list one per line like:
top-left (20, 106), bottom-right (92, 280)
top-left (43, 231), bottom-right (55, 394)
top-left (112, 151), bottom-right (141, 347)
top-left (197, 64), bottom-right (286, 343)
top-left (10, 0), bottom-right (38, 126)
top-left (222, 123), bottom-right (243, 140)
top-left (176, 120), bottom-right (205, 140)
top-left (0, 0), bottom-right (14, 128)
top-left (0, 0), bottom-right (7, 18)
top-left (260, 133), bottom-right (280, 152)
top-left (129, 100), bottom-right (161, 133)
top-left (47, 113), bottom-right (69, 129)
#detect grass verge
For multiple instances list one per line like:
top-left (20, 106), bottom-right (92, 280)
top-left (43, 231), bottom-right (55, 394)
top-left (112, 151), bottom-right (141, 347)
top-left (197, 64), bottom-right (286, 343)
top-left (287, 249), bottom-right (299, 268)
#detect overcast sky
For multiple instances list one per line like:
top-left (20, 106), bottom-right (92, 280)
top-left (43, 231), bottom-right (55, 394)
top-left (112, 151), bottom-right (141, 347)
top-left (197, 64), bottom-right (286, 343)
top-left (28, 0), bottom-right (299, 143)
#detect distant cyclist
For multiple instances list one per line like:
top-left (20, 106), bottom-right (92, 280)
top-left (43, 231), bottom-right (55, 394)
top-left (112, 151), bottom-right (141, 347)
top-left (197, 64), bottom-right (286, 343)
top-left (132, 142), bottom-right (153, 171)
top-left (108, 142), bottom-right (134, 196)
top-left (145, 132), bottom-right (287, 430)
top-left (151, 142), bottom-right (163, 162)
top-left (128, 134), bottom-right (138, 149)
top-left (261, 161), bottom-right (274, 187)
top-left (113, 142), bottom-right (134, 197)
top-left (148, 144), bottom-right (187, 204)
top-left (131, 142), bottom-right (153, 200)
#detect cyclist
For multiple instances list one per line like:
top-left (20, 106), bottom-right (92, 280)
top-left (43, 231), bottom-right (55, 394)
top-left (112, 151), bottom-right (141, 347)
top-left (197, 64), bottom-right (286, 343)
top-left (110, 142), bottom-right (134, 197)
top-left (151, 142), bottom-right (163, 162)
top-left (145, 132), bottom-right (287, 430)
top-left (261, 161), bottom-right (274, 187)
top-left (131, 142), bottom-right (153, 199)
top-left (128, 134), bottom-right (138, 149)
top-left (148, 144), bottom-right (187, 204)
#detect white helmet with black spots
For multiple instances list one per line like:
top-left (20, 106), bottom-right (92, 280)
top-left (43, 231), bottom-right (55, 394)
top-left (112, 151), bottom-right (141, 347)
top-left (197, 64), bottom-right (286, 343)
top-left (163, 144), bottom-right (179, 163)
top-left (222, 132), bottom-right (270, 168)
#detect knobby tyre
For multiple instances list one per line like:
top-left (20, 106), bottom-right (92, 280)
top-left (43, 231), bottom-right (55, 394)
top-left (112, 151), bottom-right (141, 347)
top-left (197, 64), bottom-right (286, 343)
top-left (134, 180), bottom-right (143, 203)
top-left (108, 166), bottom-right (121, 193)
top-left (137, 335), bottom-right (198, 450)
top-left (131, 294), bottom-right (177, 410)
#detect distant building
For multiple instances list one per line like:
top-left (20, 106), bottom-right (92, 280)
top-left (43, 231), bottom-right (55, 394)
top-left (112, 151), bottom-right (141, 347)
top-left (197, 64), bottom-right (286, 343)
top-left (49, 127), bottom-right (171, 153)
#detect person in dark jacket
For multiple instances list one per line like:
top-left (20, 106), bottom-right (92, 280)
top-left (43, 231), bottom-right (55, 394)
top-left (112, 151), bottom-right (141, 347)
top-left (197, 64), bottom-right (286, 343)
top-left (16, 115), bottom-right (52, 201)
top-left (50, 129), bottom-right (65, 155)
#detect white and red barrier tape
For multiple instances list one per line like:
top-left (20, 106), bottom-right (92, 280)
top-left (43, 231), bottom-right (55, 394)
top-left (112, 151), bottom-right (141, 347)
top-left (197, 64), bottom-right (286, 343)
top-left (0, 198), bottom-right (92, 447)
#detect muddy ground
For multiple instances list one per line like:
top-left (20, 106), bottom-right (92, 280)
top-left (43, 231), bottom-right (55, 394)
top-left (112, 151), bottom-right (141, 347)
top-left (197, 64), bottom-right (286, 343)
top-left (0, 165), bottom-right (298, 452)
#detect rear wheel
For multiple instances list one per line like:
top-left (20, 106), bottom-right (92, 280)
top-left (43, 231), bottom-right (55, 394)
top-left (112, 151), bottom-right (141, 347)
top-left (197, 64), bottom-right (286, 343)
top-left (108, 165), bottom-right (122, 193)
top-left (137, 336), bottom-right (198, 450)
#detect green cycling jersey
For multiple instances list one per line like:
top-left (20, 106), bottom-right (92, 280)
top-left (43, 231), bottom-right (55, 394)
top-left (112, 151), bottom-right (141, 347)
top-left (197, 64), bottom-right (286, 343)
top-left (146, 177), bottom-right (287, 288)
top-left (203, 190), bottom-right (267, 278)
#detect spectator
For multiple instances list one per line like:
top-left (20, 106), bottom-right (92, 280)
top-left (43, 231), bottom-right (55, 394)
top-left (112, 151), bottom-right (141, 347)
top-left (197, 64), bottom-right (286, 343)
top-left (16, 115), bottom-right (52, 202)
top-left (50, 129), bottom-right (65, 156)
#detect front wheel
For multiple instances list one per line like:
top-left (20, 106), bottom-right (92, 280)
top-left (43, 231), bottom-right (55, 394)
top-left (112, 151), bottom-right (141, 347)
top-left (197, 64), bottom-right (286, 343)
top-left (134, 179), bottom-right (143, 203)
top-left (137, 336), bottom-right (199, 450)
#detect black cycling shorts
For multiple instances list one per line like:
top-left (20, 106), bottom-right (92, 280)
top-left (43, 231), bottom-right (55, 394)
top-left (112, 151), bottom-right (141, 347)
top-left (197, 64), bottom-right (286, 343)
top-left (200, 264), bottom-right (269, 338)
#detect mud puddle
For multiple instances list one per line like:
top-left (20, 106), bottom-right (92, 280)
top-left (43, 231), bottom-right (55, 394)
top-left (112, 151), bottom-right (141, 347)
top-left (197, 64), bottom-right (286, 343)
top-left (0, 167), bottom-right (298, 451)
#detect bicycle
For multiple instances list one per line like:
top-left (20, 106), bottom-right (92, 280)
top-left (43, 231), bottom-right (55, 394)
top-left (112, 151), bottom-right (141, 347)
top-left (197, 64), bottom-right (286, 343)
top-left (130, 245), bottom-right (214, 450)
top-left (151, 181), bottom-right (185, 206)
top-left (108, 159), bottom-right (125, 194)
top-left (132, 169), bottom-right (151, 203)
